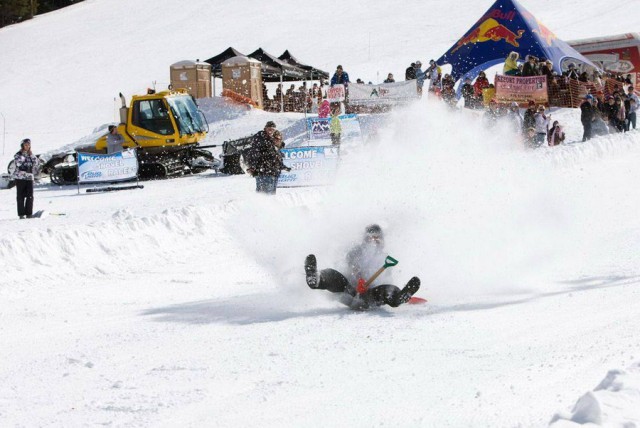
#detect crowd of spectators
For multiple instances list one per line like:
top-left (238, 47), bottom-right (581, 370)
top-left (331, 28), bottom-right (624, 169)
top-left (260, 55), bottom-right (637, 149)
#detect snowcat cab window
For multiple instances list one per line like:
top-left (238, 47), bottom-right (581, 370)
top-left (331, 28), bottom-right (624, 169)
top-left (167, 96), bottom-right (208, 136)
top-left (131, 99), bottom-right (175, 135)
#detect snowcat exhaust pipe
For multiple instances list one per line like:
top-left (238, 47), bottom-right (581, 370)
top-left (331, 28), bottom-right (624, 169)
top-left (119, 92), bottom-right (128, 125)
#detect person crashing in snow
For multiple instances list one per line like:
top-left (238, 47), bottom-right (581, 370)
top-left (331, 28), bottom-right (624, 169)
top-left (304, 224), bottom-right (420, 309)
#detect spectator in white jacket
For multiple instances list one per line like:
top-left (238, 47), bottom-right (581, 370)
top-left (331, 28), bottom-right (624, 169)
top-left (534, 105), bottom-right (550, 147)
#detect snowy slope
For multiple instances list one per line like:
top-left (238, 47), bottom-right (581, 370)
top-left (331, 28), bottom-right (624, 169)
top-left (2, 0), bottom-right (640, 427)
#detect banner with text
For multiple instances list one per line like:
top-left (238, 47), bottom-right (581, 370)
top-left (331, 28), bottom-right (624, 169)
top-left (348, 80), bottom-right (418, 104)
top-left (495, 75), bottom-right (548, 104)
top-left (77, 149), bottom-right (138, 183)
top-left (327, 84), bottom-right (346, 102)
top-left (277, 146), bottom-right (340, 187)
top-left (307, 114), bottom-right (362, 141)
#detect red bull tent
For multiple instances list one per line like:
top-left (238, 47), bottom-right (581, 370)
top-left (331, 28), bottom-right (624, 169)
top-left (436, 0), bottom-right (599, 83)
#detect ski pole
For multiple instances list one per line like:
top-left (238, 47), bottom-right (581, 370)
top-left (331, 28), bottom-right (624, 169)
top-left (357, 255), bottom-right (398, 294)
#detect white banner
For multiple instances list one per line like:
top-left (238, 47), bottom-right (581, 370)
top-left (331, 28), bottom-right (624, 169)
top-left (327, 84), bottom-right (346, 102)
top-left (277, 146), bottom-right (340, 187)
top-left (77, 149), bottom-right (138, 183)
top-left (348, 80), bottom-right (418, 104)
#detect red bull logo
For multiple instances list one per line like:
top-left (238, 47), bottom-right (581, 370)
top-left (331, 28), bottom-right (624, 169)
top-left (451, 18), bottom-right (525, 53)
top-left (532, 21), bottom-right (557, 46)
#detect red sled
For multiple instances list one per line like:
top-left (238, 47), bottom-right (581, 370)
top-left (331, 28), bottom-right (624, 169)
top-left (408, 296), bottom-right (428, 305)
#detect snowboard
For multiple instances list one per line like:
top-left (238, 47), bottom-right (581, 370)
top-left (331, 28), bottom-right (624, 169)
top-left (31, 210), bottom-right (49, 218)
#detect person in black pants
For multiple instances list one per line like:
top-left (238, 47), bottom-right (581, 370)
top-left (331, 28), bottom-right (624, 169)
top-left (580, 95), bottom-right (595, 142)
top-left (13, 139), bottom-right (40, 219)
top-left (304, 224), bottom-right (420, 310)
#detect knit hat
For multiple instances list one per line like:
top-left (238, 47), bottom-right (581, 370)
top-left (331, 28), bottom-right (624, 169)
top-left (265, 121), bottom-right (276, 128)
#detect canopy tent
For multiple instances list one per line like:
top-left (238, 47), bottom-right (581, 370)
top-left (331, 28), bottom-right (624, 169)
top-left (248, 48), bottom-right (308, 82)
top-left (204, 47), bottom-right (247, 78)
top-left (278, 50), bottom-right (329, 81)
top-left (436, 0), bottom-right (600, 83)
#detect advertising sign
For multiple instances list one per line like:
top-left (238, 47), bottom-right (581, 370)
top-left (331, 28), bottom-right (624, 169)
top-left (277, 146), bottom-right (340, 187)
top-left (495, 75), bottom-right (549, 104)
top-left (306, 114), bottom-right (362, 141)
top-left (77, 149), bottom-right (138, 183)
top-left (327, 84), bottom-right (346, 102)
top-left (348, 80), bottom-right (419, 104)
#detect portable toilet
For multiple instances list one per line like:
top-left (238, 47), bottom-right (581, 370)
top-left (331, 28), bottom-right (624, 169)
top-left (221, 56), bottom-right (263, 109)
top-left (170, 60), bottom-right (212, 99)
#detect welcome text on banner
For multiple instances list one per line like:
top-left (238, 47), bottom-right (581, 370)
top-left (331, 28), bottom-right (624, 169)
top-left (77, 149), bottom-right (139, 183)
top-left (277, 146), bottom-right (340, 188)
top-left (495, 75), bottom-right (549, 104)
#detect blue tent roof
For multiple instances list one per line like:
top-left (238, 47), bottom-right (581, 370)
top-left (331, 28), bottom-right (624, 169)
top-left (436, 0), bottom-right (599, 82)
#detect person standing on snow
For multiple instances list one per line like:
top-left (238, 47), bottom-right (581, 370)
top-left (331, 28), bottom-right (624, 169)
top-left (522, 100), bottom-right (537, 135)
top-left (244, 121), bottom-right (288, 195)
top-left (580, 94), bottom-right (596, 142)
top-left (13, 138), bottom-right (40, 219)
top-left (329, 107), bottom-right (342, 146)
top-left (106, 125), bottom-right (125, 154)
top-left (330, 65), bottom-right (350, 105)
top-left (534, 105), bottom-right (550, 147)
top-left (304, 224), bottom-right (421, 310)
top-left (414, 61), bottom-right (426, 97)
top-left (426, 59), bottom-right (442, 95)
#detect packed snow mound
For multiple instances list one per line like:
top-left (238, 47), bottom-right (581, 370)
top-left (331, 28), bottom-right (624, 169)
top-left (550, 363), bottom-right (640, 427)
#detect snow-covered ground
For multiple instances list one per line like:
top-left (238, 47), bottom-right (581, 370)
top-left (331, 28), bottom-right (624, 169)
top-left (2, 0), bottom-right (640, 426)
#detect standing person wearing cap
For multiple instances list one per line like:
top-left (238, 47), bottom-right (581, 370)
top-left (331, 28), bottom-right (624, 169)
top-left (13, 139), bottom-right (40, 219)
top-left (303, 224), bottom-right (421, 310)
top-left (244, 121), bottom-right (285, 195)
top-left (580, 94), bottom-right (596, 142)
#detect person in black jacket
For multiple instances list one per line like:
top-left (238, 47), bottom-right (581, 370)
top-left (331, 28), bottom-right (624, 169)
top-left (461, 78), bottom-right (475, 109)
top-left (521, 55), bottom-right (539, 77)
top-left (244, 121), bottom-right (289, 195)
top-left (580, 94), bottom-right (596, 142)
top-left (563, 63), bottom-right (579, 81)
top-left (13, 138), bottom-right (40, 219)
top-left (522, 100), bottom-right (537, 135)
top-left (405, 63), bottom-right (416, 80)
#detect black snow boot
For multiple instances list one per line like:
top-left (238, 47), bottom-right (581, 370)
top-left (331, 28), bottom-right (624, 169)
top-left (394, 277), bottom-right (421, 306)
top-left (305, 254), bottom-right (319, 288)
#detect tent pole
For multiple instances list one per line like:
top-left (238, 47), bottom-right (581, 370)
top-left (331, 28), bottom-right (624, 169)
top-left (280, 74), bottom-right (284, 113)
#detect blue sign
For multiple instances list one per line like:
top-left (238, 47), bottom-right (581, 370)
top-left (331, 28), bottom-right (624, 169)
top-left (277, 146), bottom-right (340, 188)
